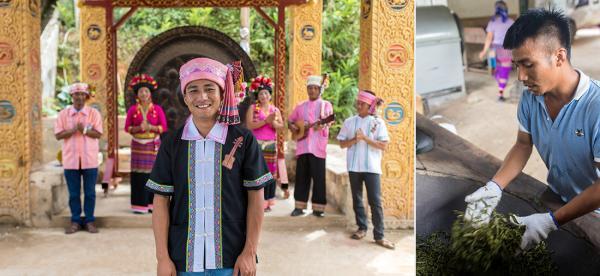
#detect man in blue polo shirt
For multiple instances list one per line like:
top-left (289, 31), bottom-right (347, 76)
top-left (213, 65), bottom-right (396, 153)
top-left (464, 9), bottom-right (600, 249)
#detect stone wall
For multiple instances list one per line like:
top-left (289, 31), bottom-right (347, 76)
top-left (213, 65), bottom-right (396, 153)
top-left (29, 162), bottom-right (68, 227)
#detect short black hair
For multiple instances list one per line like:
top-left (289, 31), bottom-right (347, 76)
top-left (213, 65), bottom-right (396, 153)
top-left (503, 9), bottom-right (572, 60)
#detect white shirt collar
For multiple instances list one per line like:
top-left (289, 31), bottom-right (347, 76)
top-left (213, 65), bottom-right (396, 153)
top-left (181, 116), bottom-right (228, 144)
top-left (573, 69), bottom-right (591, 100)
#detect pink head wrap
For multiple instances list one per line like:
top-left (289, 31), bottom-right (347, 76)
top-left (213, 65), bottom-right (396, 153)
top-left (357, 90), bottom-right (384, 115)
top-left (69, 82), bottom-right (90, 95)
top-left (179, 57), bottom-right (240, 125)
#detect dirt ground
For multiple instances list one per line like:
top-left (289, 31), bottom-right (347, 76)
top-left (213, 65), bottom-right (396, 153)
top-left (0, 188), bottom-right (414, 276)
top-left (0, 226), bottom-right (413, 276)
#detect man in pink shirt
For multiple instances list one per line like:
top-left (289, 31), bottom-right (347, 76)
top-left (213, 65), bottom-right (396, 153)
top-left (54, 82), bottom-right (103, 234)
top-left (288, 75), bottom-right (333, 217)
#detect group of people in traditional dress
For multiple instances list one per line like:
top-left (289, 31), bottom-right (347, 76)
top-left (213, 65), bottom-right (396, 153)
top-left (54, 56), bottom-right (395, 275)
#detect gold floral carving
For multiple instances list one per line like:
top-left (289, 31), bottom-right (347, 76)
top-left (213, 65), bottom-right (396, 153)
top-left (288, 0), bottom-right (322, 113)
top-left (0, 0), bottom-right (42, 223)
top-left (275, 20), bottom-right (286, 158)
top-left (0, 42), bottom-right (14, 65)
top-left (359, 0), bottom-right (414, 221)
top-left (111, 0), bottom-right (281, 7)
top-left (80, 6), bottom-right (108, 143)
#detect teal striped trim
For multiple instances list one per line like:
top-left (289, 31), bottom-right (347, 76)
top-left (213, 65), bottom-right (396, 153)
top-left (186, 141), bottom-right (193, 271)
top-left (146, 179), bottom-right (174, 194)
top-left (243, 172), bottom-right (273, 188)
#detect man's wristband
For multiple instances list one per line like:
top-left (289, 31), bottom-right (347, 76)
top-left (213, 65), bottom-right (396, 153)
top-left (549, 211), bottom-right (560, 228)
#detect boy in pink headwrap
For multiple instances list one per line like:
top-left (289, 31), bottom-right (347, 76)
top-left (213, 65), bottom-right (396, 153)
top-left (337, 90), bottom-right (395, 250)
top-left (146, 58), bottom-right (273, 275)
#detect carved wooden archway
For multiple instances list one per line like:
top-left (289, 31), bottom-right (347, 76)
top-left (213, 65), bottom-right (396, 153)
top-left (124, 26), bottom-right (258, 131)
top-left (79, 0), bottom-right (307, 174)
top-left (78, 0), bottom-right (414, 226)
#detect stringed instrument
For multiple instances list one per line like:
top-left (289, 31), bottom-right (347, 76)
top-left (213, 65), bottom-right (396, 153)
top-left (223, 136), bottom-right (243, 169)
top-left (290, 73), bottom-right (334, 141)
top-left (291, 113), bottom-right (336, 141)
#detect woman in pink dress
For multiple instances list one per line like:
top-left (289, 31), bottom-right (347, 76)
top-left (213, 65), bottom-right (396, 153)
top-left (246, 75), bottom-right (284, 211)
top-left (124, 74), bottom-right (167, 214)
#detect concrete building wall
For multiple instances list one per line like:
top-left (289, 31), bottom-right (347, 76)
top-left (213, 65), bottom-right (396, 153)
top-left (416, 0), bottom-right (449, 7)
top-left (448, 0), bottom-right (520, 19)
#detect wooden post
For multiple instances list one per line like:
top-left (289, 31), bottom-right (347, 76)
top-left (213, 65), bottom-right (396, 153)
top-left (359, 0), bottom-right (414, 228)
top-left (0, 0), bottom-right (42, 223)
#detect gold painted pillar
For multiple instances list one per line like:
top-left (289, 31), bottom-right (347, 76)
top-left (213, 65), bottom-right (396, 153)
top-left (0, 0), bottom-right (42, 223)
top-left (288, 0), bottom-right (322, 112)
top-left (359, 0), bottom-right (414, 227)
top-left (79, 3), bottom-right (108, 144)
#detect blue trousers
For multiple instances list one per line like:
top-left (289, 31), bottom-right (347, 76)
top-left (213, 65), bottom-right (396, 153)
top-left (64, 168), bottom-right (98, 223)
top-left (349, 172), bottom-right (385, 240)
top-left (177, 268), bottom-right (234, 276)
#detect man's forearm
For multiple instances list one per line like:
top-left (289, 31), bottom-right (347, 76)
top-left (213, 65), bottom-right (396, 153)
top-left (554, 182), bottom-right (600, 225)
top-left (339, 138), bottom-right (357, 149)
top-left (152, 195), bottom-right (171, 261)
top-left (243, 189), bottom-right (264, 254)
top-left (86, 129), bottom-right (102, 139)
top-left (55, 130), bottom-right (74, 140)
top-left (493, 142), bottom-right (532, 189)
top-left (363, 137), bottom-right (387, 151)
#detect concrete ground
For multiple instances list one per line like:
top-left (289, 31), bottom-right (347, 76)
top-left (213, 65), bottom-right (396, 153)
top-left (430, 28), bottom-right (600, 183)
top-left (0, 185), bottom-right (414, 276)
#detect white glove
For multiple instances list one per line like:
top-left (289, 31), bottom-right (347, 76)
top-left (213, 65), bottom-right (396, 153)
top-left (515, 212), bottom-right (558, 249)
top-left (465, 180), bottom-right (503, 227)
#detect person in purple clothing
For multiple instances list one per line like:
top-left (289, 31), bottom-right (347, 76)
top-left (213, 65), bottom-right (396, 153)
top-left (479, 1), bottom-right (515, 101)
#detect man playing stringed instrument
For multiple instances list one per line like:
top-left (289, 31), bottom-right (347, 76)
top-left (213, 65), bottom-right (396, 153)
top-left (288, 75), bottom-right (334, 217)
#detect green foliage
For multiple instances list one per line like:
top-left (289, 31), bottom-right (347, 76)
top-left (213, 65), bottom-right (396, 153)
top-left (52, 0), bottom-right (79, 113)
top-left (54, 85), bottom-right (72, 111)
top-left (321, 0), bottom-right (360, 139)
top-left (322, 70), bottom-right (358, 136)
top-left (417, 212), bottom-right (557, 276)
top-left (248, 8), bottom-right (276, 77)
top-left (55, 0), bottom-right (75, 28)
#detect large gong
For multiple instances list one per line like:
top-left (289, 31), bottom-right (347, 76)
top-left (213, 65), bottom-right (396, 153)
top-left (125, 26), bottom-right (258, 131)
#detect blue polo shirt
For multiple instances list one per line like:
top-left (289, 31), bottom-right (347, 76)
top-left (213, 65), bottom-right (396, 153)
top-left (517, 70), bottom-right (600, 213)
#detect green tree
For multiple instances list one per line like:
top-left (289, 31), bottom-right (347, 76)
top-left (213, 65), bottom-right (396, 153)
top-left (321, 0), bottom-right (360, 139)
top-left (51, 0), bottom-right (80, 114)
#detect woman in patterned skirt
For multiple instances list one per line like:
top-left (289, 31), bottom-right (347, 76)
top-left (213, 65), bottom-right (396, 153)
top-left (246, 75), bottom-right (284, 212)
top-left (125, 74), bottom-right (167, 214)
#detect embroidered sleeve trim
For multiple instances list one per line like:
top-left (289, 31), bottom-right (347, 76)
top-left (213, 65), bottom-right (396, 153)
top-left (243, 172), bottom-right (273, 187)
top-left (146, 179), bottom-right (174, 193)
